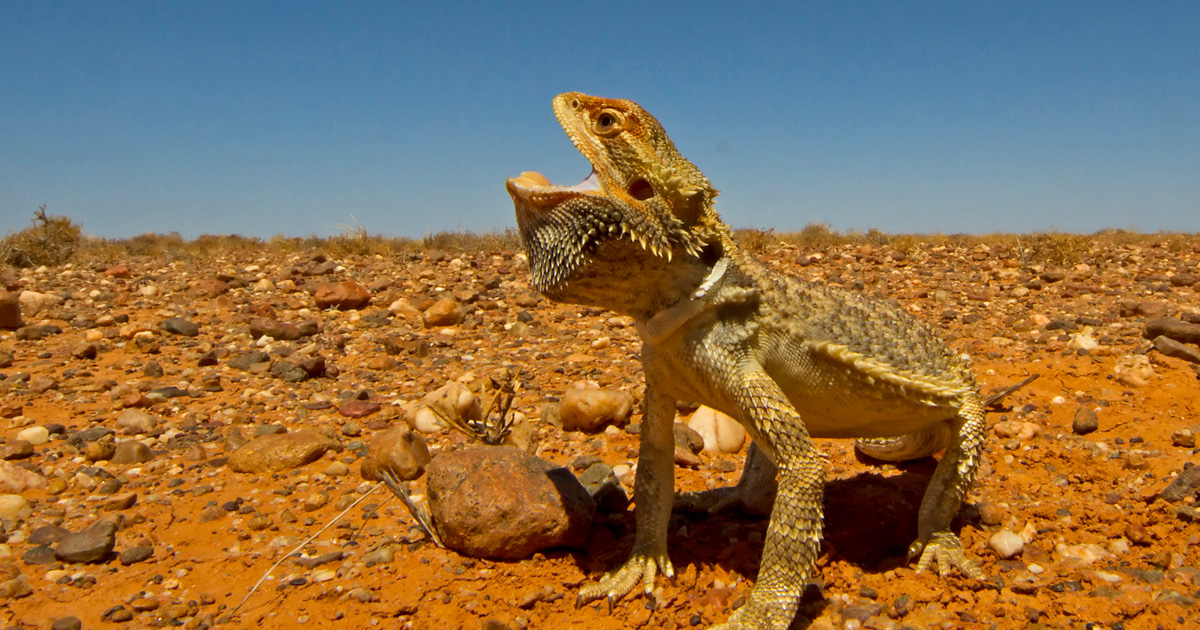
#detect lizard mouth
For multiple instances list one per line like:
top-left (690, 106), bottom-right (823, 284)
top-left (506, 169), bottom-right (601, 208)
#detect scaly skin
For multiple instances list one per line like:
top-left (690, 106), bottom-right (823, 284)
top-left (506, 93), bottom-right (988, 629)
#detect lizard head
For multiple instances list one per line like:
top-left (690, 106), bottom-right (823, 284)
top-left (507, 92), bottom-right (725, 315)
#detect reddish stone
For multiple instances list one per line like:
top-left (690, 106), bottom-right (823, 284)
top-left (338, 400), bottom-right (382, 418)
top-left (313, 281), bottom-right (371, 310)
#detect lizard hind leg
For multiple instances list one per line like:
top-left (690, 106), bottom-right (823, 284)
top-left (907, 394), bottom-right (988, 580)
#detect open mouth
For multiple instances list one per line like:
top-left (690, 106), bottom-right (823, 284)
top-left (506, 169), bottom-right (601, 204)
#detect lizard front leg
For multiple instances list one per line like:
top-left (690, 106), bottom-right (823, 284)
top-left (577, 381), bottom-right (677, 609)
top-left (908, 391), bottom-right (987, 580)
top-left (712, 366), bottom-right (824, 630)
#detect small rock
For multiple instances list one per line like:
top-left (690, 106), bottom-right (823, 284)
top-left (1158, 464), bottom-right (1200, 502)
top-left (54, 520), bottom-right (117, 563)
top-left (686, 406), bottom-right (746, 454)
top-left (426, 446), bottom-right (595, 559)
top-left (1144, 317), bottom-right (1200, 345)
top-left (17, 290), bottom-right (63, 317)
top-left (673, 446), bottom-right (702, 468)
top-left (159, 317), bottom-right (200, 337)
top-left (988, 530), bottom-right (1024, 558)
top-left (119, 545), bottom-right (154, 566)
top-left (228, 351), bottom-right (271, 371)
top-left (1072, 406), bottom-right (1099, 435)
top-left (360, 426), bottom-right (431, 482)
top-left (0, 440), bottom-right (33, 460)
top-left (51, 616), bottom-right (82, 630)
top-left (313, 281), bottom-right (371, 310)
top-left (1153, 336), bottom-right (1200, 364)
top-left (269, 360), bottom-right (311, 383)
top-left (338, 400), bottom-right (381, 418)
top-left (249, 317), bottom-right (304, 340)
top-left (0, 461), bottom-right (47, 493)
top-left (1113, 355), bottom-right (1155, 387)
top-left (0, 576), bottom-right (32, 600)
top-left (577, 462), bottom-right (629, 513)
top-left (0, 292), bottom-right (23, 329)
top-left (405, 381), bottom-right (480, 433)
top-left (0, 495), bottom-right (31, 520)
top-left (362, 545), bottom-right (396, 566)
top-left (1172, 429), bottom-right (1196, 448)
top-left (16, 425), bottom-right (49, 446)
top-left (228, 430), bottom-right (341, 473)
top-left (29, 525), bottom-right (71, 545)
top-left (422, 298), bottom-right (464, 327)
top-left (557, 386), bottom-right (633, 433)
top-left (993, 420), bottom-right (1041, 441)
top-left (83, 437), bottom-right (116, 461)
top-left (115, 408), bottom-right (159, 434)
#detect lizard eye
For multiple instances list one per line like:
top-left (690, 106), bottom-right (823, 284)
top-left (594, 109), bottom-right (623, 136)
top-left (628, 178), bottom-right (655, 200)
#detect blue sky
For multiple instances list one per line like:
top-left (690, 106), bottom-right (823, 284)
top-left (2, 2), bottom-right (1198, 239)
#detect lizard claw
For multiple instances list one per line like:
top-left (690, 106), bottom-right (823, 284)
top-left (577, 551), bottom-right (674, 610)
top-left (909, 531), bottom-right (986, 580)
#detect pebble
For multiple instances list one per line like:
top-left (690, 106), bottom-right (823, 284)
top-left (686, 406), bottom-right (747, 454)
top-left (111, 440), bottom-right (154, 465)
top-left (360, 426), bottom-right (431, 482)
top-left (1153, 335), bottom-right (1200, 364)
top-left (1172, 429), bottom-right (1196, 448)
top-left (988, 529), bottom-right (1025, 559)
top-left (0, 461), bottom-right (46, 493)
top-left (557, 385), bottom-right (633, 432)
top-left (405, 381), bottom-right (479, 433)
top-left (1072, 406), bottom-right (1099, 435)
top-left (54, 520), bottom-right (117, 563)
top-left (0, 495), bottom-right (31, 520)
top-left (422, 297), bottom-right (464, 327)
top-left (50, 617), bottom-right (82, 630)
top-left (1113, 354), bottom-right (1155, 387)
top-left (159, 316), bottom-right (200, 337)
top-left (15, 425), bottom-right (49, 446)
top-left (115, 408), bottom-right (159, 434)
top-left (313, 281), bottom-right (371, 310)
top-left (426, 446), bottom-right (595, 559)
top-left (228, 430), bottom-right (341, 473)
top-left (0, 291), bottom-right (23, 329)
top-left (119, 545), bottom-right (154, 566)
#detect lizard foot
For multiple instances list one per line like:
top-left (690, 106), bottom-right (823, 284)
top-left (709, 596), bottom-right (795, 630)
top-left (576, 551), bottom-right (674, 611)
top-left (908, 531), bottom-right (986, 580)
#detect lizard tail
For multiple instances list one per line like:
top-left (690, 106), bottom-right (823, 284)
top-left (854, 422), bottom-right (954, 462)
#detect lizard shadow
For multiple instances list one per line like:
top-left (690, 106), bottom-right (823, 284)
top-left (571, 456), bottom-right (957, 628)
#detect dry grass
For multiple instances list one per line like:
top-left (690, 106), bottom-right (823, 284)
top-left (0, 206), bottom-right (83, 268)
top-left (4, 207), bottom-right (1195, 271)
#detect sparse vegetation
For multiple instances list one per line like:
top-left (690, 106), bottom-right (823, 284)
top-left (1, 205), bottom-right (83, 268)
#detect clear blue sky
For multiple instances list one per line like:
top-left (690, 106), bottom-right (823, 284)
top-left (2, 2), bottom-right (1198, 239)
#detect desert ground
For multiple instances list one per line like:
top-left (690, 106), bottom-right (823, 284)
top-left (1, 226), bottom-right (1199, 630)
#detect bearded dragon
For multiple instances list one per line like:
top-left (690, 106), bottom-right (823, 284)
top-left (506, 93), bottom-right (988, 630)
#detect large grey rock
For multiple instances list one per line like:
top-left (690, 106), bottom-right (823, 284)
top-left (426, 446), bottom-right (594, 559)
top-left (54, 520), bottom-right (117, 563)
top-left (1153, 336), bottom-right (1200, 364)
top-left (159, 317), bottom-right (200, 337)
top-left (1144, 317), bottom-right (1200, 345)
top-left (228, 430), bottom-right (340, 473)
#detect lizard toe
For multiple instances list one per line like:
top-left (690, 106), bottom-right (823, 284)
top-left (912, 531), bottom-right (986, 580)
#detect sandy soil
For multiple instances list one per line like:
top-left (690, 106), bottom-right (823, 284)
top-left (1, 236), bottom-right (1198, 630)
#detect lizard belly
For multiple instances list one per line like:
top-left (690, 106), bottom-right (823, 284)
top-left (768, 351), bottom-right (959, 439)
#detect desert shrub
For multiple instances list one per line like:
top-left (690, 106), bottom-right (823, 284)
top-left (420, 229), bottom-right (520, 253)
top-left (733, 228), bottom-right (779, 256)
top-left (1020, 232), bottom-right (1094, 267)
top-left (1, 206), bottom-right (83, 268)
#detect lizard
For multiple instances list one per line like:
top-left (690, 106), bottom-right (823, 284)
top-left (505, 92), bottom-right (989, 630)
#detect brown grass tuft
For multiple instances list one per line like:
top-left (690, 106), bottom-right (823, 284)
top-left (1, 206), bottom-right (83, 268)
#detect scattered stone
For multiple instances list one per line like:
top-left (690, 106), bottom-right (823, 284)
top-left (228, 430), bottom-right (341, 473)
top-left (557, 385), bottom-right (633, 433)
top-left (405, 381), bottom-right (480, 433)
top-left (338, 399), bottom-right (381, 418)
top-left (993, 420), bottom-right (1041, 441)
top-left (577, 462), bottom-right (629, 513)
top-left (1158, 464), bottom-right (1200, 502)
top-left (29, 525), bottom-right (71, 545)
top-left (422, 298), bottom-right (464, 328)
top-left (71, 342), bottom-right (99, 359)
top-left (249, 317), bottom-right (304, 340)
top-left (0, 292), bottom-right (22, 329)
top-left (1072, 406), bottom-right (1099, 435)
top-left (16, 425), bottom-right (49, 446)
top-left (0, 494), bottom-right (31, 520)
top-left (269, 360), bottom-right (311, 383)
top-left (426, 446), bottom-right (595, 559)
top-left (111, 440), bottom-right (154, 465)
top-left (54, 520), bottom-right (117, 563)
top-left (1172, 429), bottom-right (1196, 448)
top-left (0, 440), bottom-right (33, 461)
top-left (115, 408), bottom-right (159, 434)
top-left (119, 545), bottom-right (154, 566)
top-left (1113, 354), bottom-right (1155, 387)
top-left (686, 406), bottom-right (746, 454)
top-left (159, 317), bottom-right (200, 337)
top-left (989, 530), bottom-right (1025, 559)
top-left (1145, 317), bottom-right (1200, 344)
top-left (313, 281), bottom-right (371, 310)
top-left (17, 290), bottom-right (63, 317)
top-left (360, 426), bottom-right (431, 482)
top-left (1153, 335), bottom-right (1200, 364)
top-left (0, 576), bottom-right (32, 600)
top-left (228, 351), bottom-right (271, 371)
top-left (0, 461), bottom-right (47, 493)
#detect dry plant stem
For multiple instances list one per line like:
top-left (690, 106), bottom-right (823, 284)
top-left (349, 492), bottom-right (396, 543)
top-left (984, 374), bottom-right (1040, 408)
top-left (228, 482), bottom-right (381, 619)
top-left (380, 470), bottom-right (443, 547)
